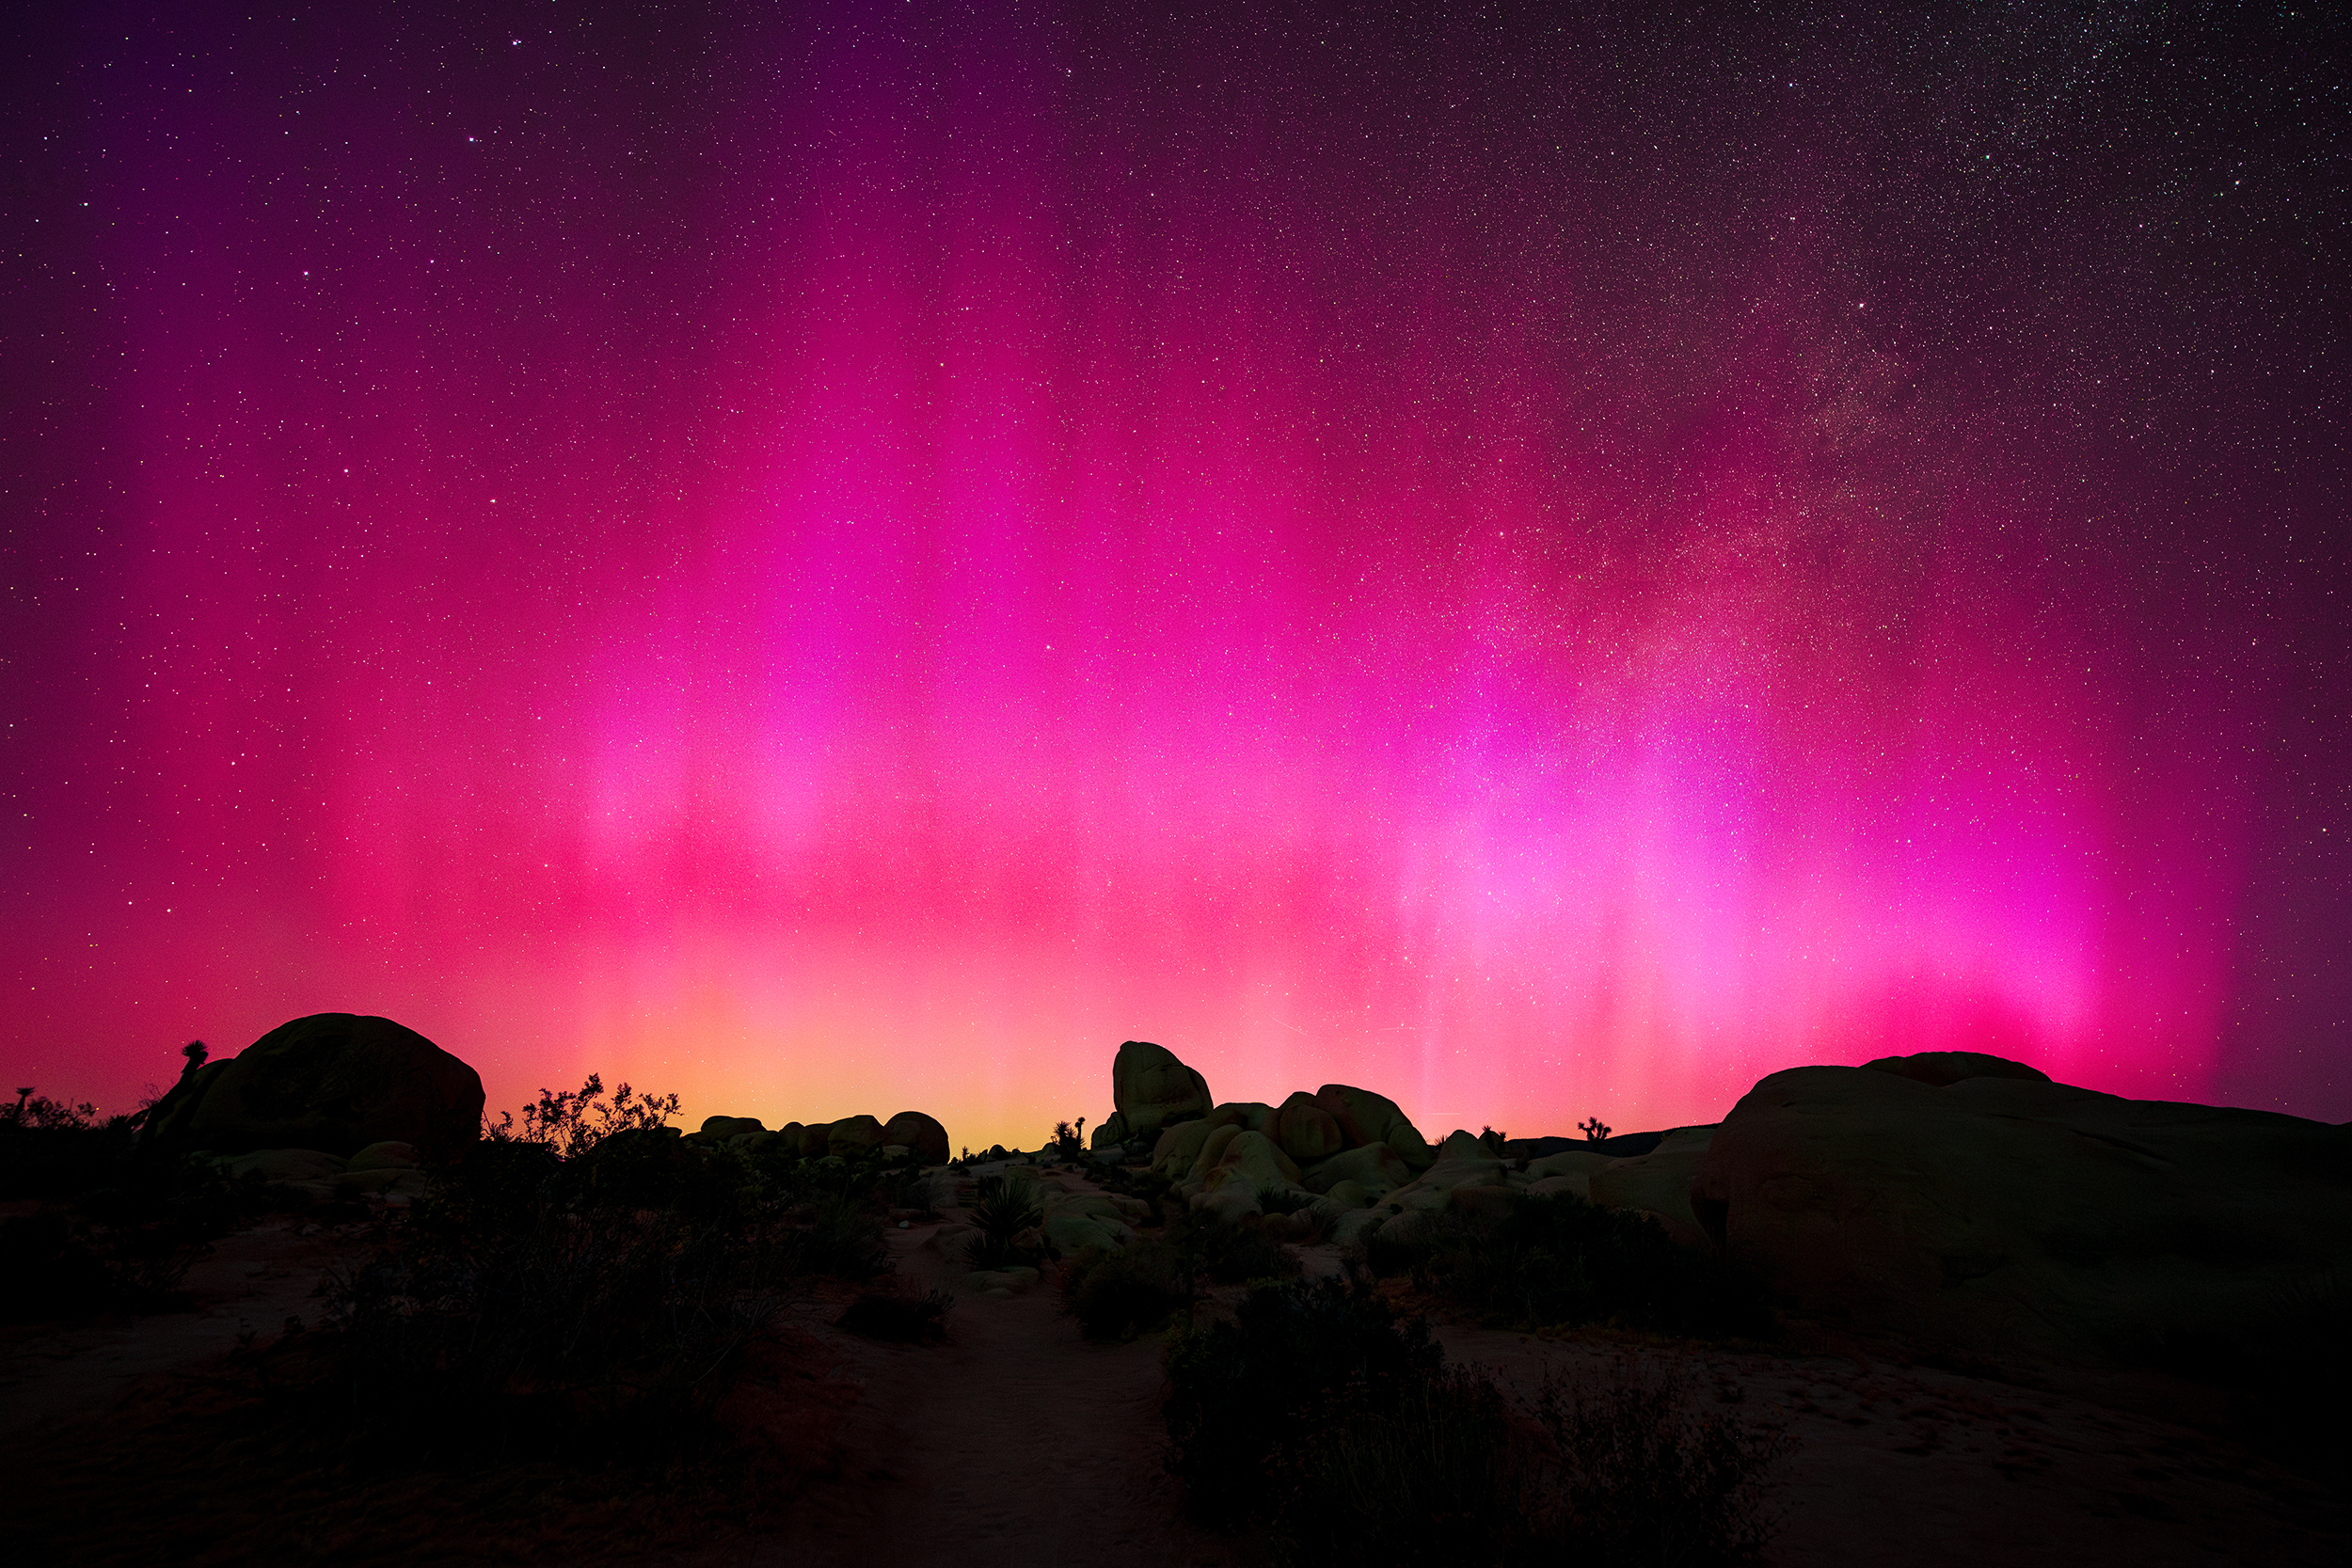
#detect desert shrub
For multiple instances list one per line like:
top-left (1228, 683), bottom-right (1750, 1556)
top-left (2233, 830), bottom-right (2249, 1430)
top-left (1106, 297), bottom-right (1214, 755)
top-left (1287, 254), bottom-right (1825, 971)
top-left (1164, 1277), bottom-right (1442, 1528)
top-left (1534, 1355), bottom-right (1788, 1565)
top-left (0, 1089), bottom-right (143, 1201)
top-left (964, 1171), bottom-right (1046, 1269)
top-left (1269, 1366), bottom-right (1529, 1565)
top-left (0, 1153), bottom-right (262, 1319)
top-left (307, 1076), bottom-right (896, 1466)
top-left (1195, 1216), bottom-right (1304, 1286)
top-left (1168, 1284), bottom-right (1788, 1563)
top-left (325, 1179), bottom-right (802, 1462)
top-left (572, 1124), bottom-right (745, 1217)
top-left (484, 1073), bottom-right (682, 1160)
top-left (794, 1189), bottom-right (893, 1278)
top-left (836, 1289), bottom-right (953, 1343)
top-left (1061, 1239), bottom-right (1195, 1340)
top-left (1369, 1191), bottom-right (1774, 1339)
top-left (4, 1086), bottom-right (101, 1131)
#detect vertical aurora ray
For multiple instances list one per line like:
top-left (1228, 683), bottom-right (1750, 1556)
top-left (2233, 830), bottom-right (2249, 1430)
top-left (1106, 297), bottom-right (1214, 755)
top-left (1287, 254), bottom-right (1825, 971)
top-left (4, 1), bottom-right (2344, 1143)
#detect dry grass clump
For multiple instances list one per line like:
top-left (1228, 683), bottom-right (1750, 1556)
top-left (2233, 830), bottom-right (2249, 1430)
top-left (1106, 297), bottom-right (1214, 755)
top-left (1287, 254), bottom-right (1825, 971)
top-left (1164, 1278), bottom-right (1790, 1566)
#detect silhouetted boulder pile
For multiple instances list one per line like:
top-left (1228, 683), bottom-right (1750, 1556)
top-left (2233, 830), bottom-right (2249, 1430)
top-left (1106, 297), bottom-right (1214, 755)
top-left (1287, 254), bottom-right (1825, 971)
top-left (685, 1109), bottom-right (952, 1165)
top-left (699, 1115), bottom-right (766, 1140)
top-left (826, 1114), bottom-right (885, 1158)
top-left (1691, 1053), bottom-right (2352, 1366)
top-left (140, 1013), bottom-right (484, 1159)
top-left (1315, 1084), bottom-right (1437, 1170)
top-left (1112, 1040), bottom-right (1213, 1134)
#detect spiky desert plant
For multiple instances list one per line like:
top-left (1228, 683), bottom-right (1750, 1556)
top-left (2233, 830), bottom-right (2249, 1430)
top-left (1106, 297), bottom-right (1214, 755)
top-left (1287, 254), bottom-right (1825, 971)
top-left (964, 1171), bottom-right (1045, 1269)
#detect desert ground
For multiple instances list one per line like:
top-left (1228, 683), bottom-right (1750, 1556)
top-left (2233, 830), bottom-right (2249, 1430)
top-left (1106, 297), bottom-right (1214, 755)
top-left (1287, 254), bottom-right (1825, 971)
top-left (5, 1152), bottom-right (2344, 1568)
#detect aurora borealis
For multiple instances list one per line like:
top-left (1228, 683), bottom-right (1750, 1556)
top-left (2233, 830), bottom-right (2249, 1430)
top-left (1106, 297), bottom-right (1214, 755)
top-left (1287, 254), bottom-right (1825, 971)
top-left (5, 2), bottom-right (2346, 1146)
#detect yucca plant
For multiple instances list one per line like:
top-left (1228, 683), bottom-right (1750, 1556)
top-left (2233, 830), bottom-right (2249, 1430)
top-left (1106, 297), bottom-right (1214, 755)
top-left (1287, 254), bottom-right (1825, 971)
top-left (965, 1171), bottom-right (1045, 1269)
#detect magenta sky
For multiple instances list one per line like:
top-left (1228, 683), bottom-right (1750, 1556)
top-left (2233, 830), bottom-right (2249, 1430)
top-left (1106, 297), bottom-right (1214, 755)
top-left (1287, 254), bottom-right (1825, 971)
top-left (5, 3), bottom-right (2346, 1148)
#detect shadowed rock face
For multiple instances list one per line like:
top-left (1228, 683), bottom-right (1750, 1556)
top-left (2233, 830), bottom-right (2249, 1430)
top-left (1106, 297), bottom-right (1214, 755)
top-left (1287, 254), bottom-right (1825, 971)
top-left (827, 1115), bottom-right (886, 1157)
top-left (140, 1013), bottom-right (484, 1158)
top-left (1860, 1051), bottom-right (2053, 1088)
top-left (1199, 1130), bottom-right (1303, 1195)
top-left (1111, 1040), bottom-right (1212, 1134)
top-left (1314, 1084), bottom-right (1436, 1169)
top-left (882, 1110), bottom-right (951, 1164)
top-left (1692, 1053), bottom-right (2352, 1366)
top-left (1275, 1091), bottom-right (1343, 1163)
top-left (1301, 1142), bottom-right (1411, 1198)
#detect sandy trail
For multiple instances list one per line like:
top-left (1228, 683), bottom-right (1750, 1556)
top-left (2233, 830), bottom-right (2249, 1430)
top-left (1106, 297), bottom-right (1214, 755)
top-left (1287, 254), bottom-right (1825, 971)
top-left (684, 1187), bottom-right (1248, 1568)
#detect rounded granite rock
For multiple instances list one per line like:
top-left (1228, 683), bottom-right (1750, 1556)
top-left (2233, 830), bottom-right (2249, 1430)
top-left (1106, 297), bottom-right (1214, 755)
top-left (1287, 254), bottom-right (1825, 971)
top-left (141, 1013), bottom-right (484, 1160)
top-left (1111, 1040), bottom-right (1213, 1135)
top-left (1691, 1058), bottom-right (2352, 1365)
top-left (1274, 1091), bottom-right (1344, 1164)
top-left (881, 1110), bottom-right (951, 1164)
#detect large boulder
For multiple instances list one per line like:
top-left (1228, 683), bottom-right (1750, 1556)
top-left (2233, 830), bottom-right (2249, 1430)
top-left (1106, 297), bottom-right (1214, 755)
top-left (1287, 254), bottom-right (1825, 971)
top-left (1152, 1118), bottom-right (1215, 1177)
top-left (698, 1115), bottom-right (766, 1140)
top-left (827, 1115), bottom-right (885, 1158)
top-left (1522, 1147), bottom-right (1611, 1201)
top-left (224, 1148), bottom-right (346, 1183)
top-left (1090, 1110), bottom-right (1134, 1150)
top-left (1112, 1041), bottom-right (1213, 1135)
top-left (1862, 1051), bottom-right (2052, 1088)
top-left (1199, 1130), bottom-right (1305, 1196)
top-left (1041, 1191), bottom-right (1134, 1253)
top-left (1274, 1091), bottom-right (1343, 1164)
top-left (1192, 1123), bottom-right (1248, 1178)
top-left (1381, 1137), bottom-right (1508, 1212)
top-left (1586, 1126), bottom-right (1717, 1247)
top-left (1691, 1056), bottom-right (2352, 1367)
top-left (882, 1111), bottom-right (951, 1164)
top-left (1314, 1085), bottom-right (1436, 1169)
top-left (1203, 1101), bottom-right (1276, 1134)
top-left (141, 1014), bottom-right (484, 1159)
top-left (1302, 1142), bottom-right (1412, 1199)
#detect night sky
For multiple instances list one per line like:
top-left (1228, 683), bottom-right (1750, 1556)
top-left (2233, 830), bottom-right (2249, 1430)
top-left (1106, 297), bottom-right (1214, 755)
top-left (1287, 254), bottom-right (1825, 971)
top-left (5, 2), bottom-right (2347, 1147)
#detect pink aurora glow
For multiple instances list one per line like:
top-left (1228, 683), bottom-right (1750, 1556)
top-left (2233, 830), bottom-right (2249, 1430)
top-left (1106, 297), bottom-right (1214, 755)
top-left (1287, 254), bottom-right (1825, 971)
top-left (4, 4), bottom-right (2336, 1147)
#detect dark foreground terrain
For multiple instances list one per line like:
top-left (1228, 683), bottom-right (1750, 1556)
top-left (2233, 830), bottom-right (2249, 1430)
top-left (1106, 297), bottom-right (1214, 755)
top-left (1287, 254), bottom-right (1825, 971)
top-left (3, 1160), bottom-right (2344, 1568)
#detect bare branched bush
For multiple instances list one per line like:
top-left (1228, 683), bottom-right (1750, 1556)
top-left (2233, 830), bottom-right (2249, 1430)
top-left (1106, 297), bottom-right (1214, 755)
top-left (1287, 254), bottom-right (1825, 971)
top-left (482, 1072), bottom-right (683, 1160)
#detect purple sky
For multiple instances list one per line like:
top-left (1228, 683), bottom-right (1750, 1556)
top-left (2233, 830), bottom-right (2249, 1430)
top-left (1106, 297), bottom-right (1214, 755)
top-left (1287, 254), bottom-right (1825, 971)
top-left (4, 2), bottom-right (2346, 1146)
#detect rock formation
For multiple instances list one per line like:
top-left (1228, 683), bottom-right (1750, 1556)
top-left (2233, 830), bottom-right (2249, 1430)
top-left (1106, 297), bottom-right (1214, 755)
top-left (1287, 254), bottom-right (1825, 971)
top-left (826, 1115), bottom-right (886, 1158)
top-left (1314, 1084), bottom-right (1437, 1169)
top-left (699, 1115), bottom-right (767, 1140)
top-left (1273, 1091), bottom-right (1343, 1163)
top-left (882, 1110), bottom-right (951, 1165)
top-left (1690, 1053), bottom-right (2352, 1365)
top-left (139, 1013), bottom-right (484, 1158)
top-left (1111, 1040), bottom-right (1213, 1134)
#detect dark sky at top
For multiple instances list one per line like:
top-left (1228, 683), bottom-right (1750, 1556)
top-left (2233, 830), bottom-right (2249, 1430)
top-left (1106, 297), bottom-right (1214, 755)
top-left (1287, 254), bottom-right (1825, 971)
top-left (2, 2), bottom-right (2346, 1135)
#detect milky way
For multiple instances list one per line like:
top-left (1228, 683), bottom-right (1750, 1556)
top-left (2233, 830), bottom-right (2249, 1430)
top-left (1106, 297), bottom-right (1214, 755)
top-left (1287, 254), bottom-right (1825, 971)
top-left (6, 2), bottom-right (2346, 1143)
